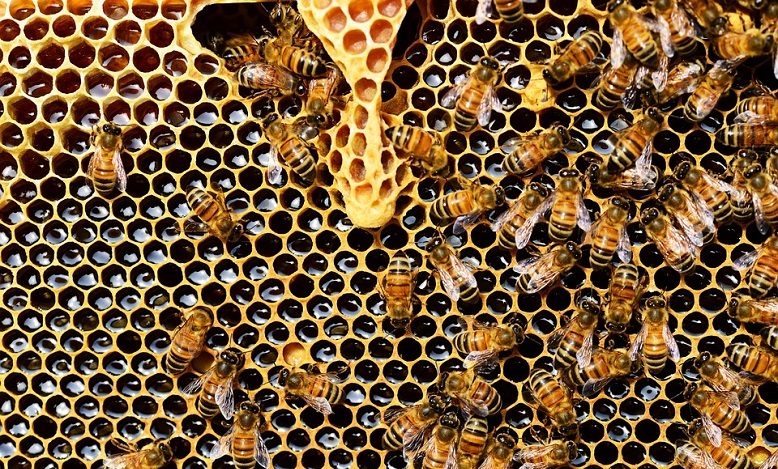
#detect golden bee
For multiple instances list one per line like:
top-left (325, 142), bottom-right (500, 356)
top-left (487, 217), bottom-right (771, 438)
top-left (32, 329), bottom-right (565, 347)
top-left (684, 383), bottom-right (752, 445)
top-left (735, 95), bottom-right (778, 125)
top-left (563, 348), bottom-right (634, 397)
top-left (592, 54), bottom-right (641, 110)
top-left (425, 234), bottom-right (478, 303)
top-left (220, 33), bottom-right (263, 71)
top-left (418, 412), bottom-right (460, 469)
top-left (164, 307), bottom-right (214, 376)
top-left (453, 319), bottom-right (525, 369)
top-left (680, 0), bottom-right (726, 35)
top-left (587, 196), bottom-right (632, 270)
top-left (514, 241), bottom-right (582, 295)
top-left (385, 125), bottom-right (448, 174)
top-left (87, 123), bottom-right (126, 195)
top-left (523, 368), bottom-right (579, 437)
top-left (543, 31), bottom-right (603, 86)
top-left (182, 347), bottom-right (245, 419)
top-left (438, 369), bottom-right (502, 416)
top-left (547, 168), bottom-right (591, 242)
top-left (268, 3), bottom-right (315, 45)
top-left (675, 440), bottom-right (720, 469)
top-left (103, 439), bottom-right (174, 469)
top-left (605, 263), bottom-right (645, 334)
top-left (684, 60), bottom-right (738, 122)
top-left (694, 351), bottom-right (757, 408)
top-left (673, 158), bottom-right (735, 225)
top-left (761, 326), bottom-right (778, 352)
top-left (382, 395), bottom-right (450, 456)
top-left (608, 107), bottom-right (664, 174)
top-left (658, 182), bottom-right (716, 246)
top-left (279, 366), bottom-right (344, 415)
top-left (729, 149), bottom-right (758, 223)
top-left (734, 236), bottom-right (778, 298)
top-left (609, 0), bottom-right (670, 89)
top-left (548, 297), bottom-right (599, 370)
top-left (501, 124), bottom-right (585, 176)
top-left (640, 206), bottom-right (698, 273)
top-left (512, 439), bottom-right (577, 469)
top-left (687, 418), bottom-right (754, 469)
top-left (261, 115), bottom-right (318, 186)
top-left (430, 181), bottom-right (506, 234)
top-left (741, 165), bottom-right (778, 234)
top-left (727, 343), bottom-right (778, 382)
top-left (257, 33), bottom-right (328, 77)
top-left (441, 56), bottom-right (502, 132)
top-left (306, 65), bottom-right (343, 129)
top-left (475, 0), bottom-right (525, 24)
top-left (379, 250), bottom-right (417, 329)
top-left (651, 0), bottom-right (698, 57)
top-left (457, 415), bottom-right (489, 469)
top-left (629, 295), bottom-right (680, 376)
top-left (586, 153), bottom-right (658, 192)
top-left (713, 29), bottom-right (774, 62)
top-left (717, 123), bottom-right (778, 148)
top-left (479, 431), bottom-right (517, 469)
top-left (185, 186), bottom-right (245, 242)
top-left (491, 182), bottom-right (551, 251)
top-left (235, 63), bottom-right (307, 97)
top-left (729, 293), bottom-right (778, 326)
top-left (645, 58), bottom-right (705, 105)
top-left (210, 401), bottom-right (269, 469)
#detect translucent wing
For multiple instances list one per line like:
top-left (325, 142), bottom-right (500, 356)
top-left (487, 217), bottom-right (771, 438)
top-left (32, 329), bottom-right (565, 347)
top-left (182, 367), bottom-right (215, 395)
top-left (675, 443), bottom-right (719, 469)
top-left (774, 50), bottom-right (778, 81)
top-left (85, 151), bottom-right (99, 188)
top-left (652, 55), bottom-right (669, 91)
top-left (453, 211), bottom-right (483, 235)
top-left (656, 223), bottom-right (699, 271)
top-left (515, 196), bottom-right (553, 249)
top-left (210, 425), bottom-right (236, 459)
top-left (492, 199), bottom-right (522, 233)
top-left (444, 437), bottom-right (459, 469)
top-left (382, 405), bottom-right (412, 424)
top-left (267, 146), bottom-right (283, 185)
top-left (499, 136), bottom-right (524, 154)
top-left (514, 253), bottom-right (558, 294)
top-left (708, 364), bottom-right (742, 393)
top-left (304, 395), bottom-right (334, 414)
top-left (672, 6), bottom-right (695, 38)
top-left (183, 218), bottom-right (210, 236)
top-left (703, 172), bottom-right (735, 195)
top-left (513, 445), bottom-right (555, 464)
top-left (673, 209), bottom-right (705, 248)
top-left (477, 86), bottom-right (501, 127)
top-left (753, 191), bottom-right (770, 235)
top-left (576, 329), bottom-right (594, 368)
top-left (702, 414), bottom-right (723, 447)
top-left (611, 28), bottom-right (626, 69)
top-left (733, 249), bottom-right (759, 271)
top-left (215, 374), bottom-right (237, 419)
top-left (441, 77), bottom-right (472, 108)
top-left (693, 88), bottom-right (720, 121)
top-left (734, 110), bottom-right (771, 124)
top-left (402, 423), bottom-right (429, 461)
top-left (103, 451), bottom-right (145, 469)
top-left (437, 267), bottom-right (461, 302)
top-left (616, 165), bottom-right (658, 190)
top-left (747, 298), bottom-right (778, 314)
top-left (720, 391), bottom-right (741, 411)
top-left (576, 194), bottom-right (591, 232)
top-left (547, 321), bottom-right (573, 351)
top-left (629, 323), bottom-right (649, 362)
top-left (663, 323), bottom-right (680, 362)
top-left (464, 350), bottom-right (498, 369)
top-left (655, 16), bottom-right (675, 58)
top-left (475, 0), bottom-right (493, 26)
top-left (478, 454), bottom-right (501, 469)
top-left (582, 376), bottom-right (614, 397)
top-left (616, 227), bottom-right (632, 264)
top-left (113, 150), bottom-right (127, 193)
top-left (758, 447), bottom-right (778, 469)
top-left (254, 427), bottom-right (270, 468)
top-left (451, 253), bottom-right (477, 289)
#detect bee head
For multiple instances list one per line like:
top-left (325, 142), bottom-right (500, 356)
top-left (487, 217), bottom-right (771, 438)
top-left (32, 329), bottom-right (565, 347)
top-left (227, 223), bottom-right (245, 242)
top-left (745, 164), bottom-right (763, 180)
top-left (529, 182), bottom-right (548, 198)
top-left (674, 160), bottom-right (692, 180)
top-left (560, 167), bottom-right (580, 179)
top-left (708, 16), bottom-right (728, 37)
top-left (565, 441), bottom-right (578, 460)
top-left (495, 431), bottom-right (517, 449)
top-left (692, 351), bottom-right (712, 371)
top-left (278, 368), bottom-right (290, 386)
top-left (753, 0), bottom-right (767, 9)
top-left (565, 241), bottom-right (582, 260)
top-left (156, 441), bottom-right (173, 462)
top-left (555, 125), bottom-right (571, 144)
top-left (605, 318), bottom-right (627, 334)
top-left (558, 422), bottom-right (579, 438)
top-left (492, 186), bottom-right (506, 206)
top-left (579, 298), bottom-right (601, 319)
top-left (439, 411), bottom-right (460, 428)
top-left (390, 316), bottom-right (410, 329)
top-left (611, 196), bottom-right (630, 212)
top-left (656, 183), bottom-right (676, 202)
top-left (646, 107), bottom-right (663, 124)
top-left (425, 236), bottom-right (444, 252)
top-left (683, 382), bottom-right (698, 401)
top-left (509, 322), bottom-right (525, 344)
top-left (239, 401), bottom-right (260, 414)
top-left (640, 207), bottom-right (659, 225)
top-left (480, 56), bottom-right (500, 70)
top-left (428, 394), bottom-right (450, 413)
top-left (541, 67), bottom-right (559, 85)
top-left (103, 123), bottom-right (121, 135)
top-left (221, 348), bottom-right (245, 368)
top-left (727, 294), bottom-right (741, 318)
top-left (294, 82), bottom-right (308, 97)
top-left (585, 163), bottom-right (601, 184)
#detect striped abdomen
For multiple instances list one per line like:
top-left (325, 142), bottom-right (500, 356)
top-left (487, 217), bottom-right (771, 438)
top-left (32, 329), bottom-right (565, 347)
top-left (690, 181), bottom-right (732, 225)
top-left (89, 152), bottom-right (118, 194)
top-left (705, 438), bottom-right (755, 469)
top-left (504, 140), bottom-right (545, 175)
top-left (279, 137), bottom-right (316, 184)
top-left (643, 323), bottom-right (670, 374)
top-left (608, 130), bottom-right (649, 173)
top-left (467, 381), bottom-right (501, 415)
top-left (595, 64), bottom-right (635, 110)
top-left (384, 251), bottom-right (413, 300)
top-left (621, 24), bottom-right (660, 68)
top-left (223, 44), bottom-right (262, 71)
top-left (423, 434), bottom-right (457, 469)
top-left (706, 400), bottom-right (750, 435)
top-left (727, 344), bottom-right (773, 375)
top-left (431, 191), bottom-right (476, 223)
top-left (590, 223), bottom-right (621, 270)
top-left (232, 429), bottom-right (259, 469)
top-left (197, 376), bottom-right (223, 417)
top-left (454, 87), bottom-right (485, 131)
top-left (165, 329), bottom-right (201, 375)
top-left (281, 46), bottom-right (327, 77)
top-left (549, 196), bottom-right (578, 242)
top-left (735, 96), bottom-right (778, 119)
top-left (529, 369), bottom-right (570, 413)
top-left (554, 326), bottom-right (588, 370)
top-left (493, 0), bottom-right (523, 22)
top-left (458, 416), bottom-right (488, 468)
top-left (750, 255), bottom-right (778, 298)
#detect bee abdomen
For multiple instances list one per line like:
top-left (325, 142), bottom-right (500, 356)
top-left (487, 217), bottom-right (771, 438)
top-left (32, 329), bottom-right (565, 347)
top-left (164, 352), bottom-right (188, 376)
top-left (279, 139), bottom-right (317, 184)
top-left (459, 416), bottom-right (488, 456)
top-left (494, 0), bottom-right (523, 22)
top-left (281, 46), bottom-right (327, 77)
top-left (196, 395), bottom-right (220, 418)
top-left (233, 435), bottom-right (258, 469)
top-left (187, 189), bottom-right (219, 223)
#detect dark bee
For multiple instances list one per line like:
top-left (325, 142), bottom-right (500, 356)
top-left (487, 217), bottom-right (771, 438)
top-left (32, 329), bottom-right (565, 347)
top-left (279, 367), bottom-right (344, 414)
top-left (182, 347), bottom-right (245, 419)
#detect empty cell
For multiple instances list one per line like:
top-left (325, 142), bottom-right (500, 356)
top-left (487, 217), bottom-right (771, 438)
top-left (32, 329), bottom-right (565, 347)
top-left (104, 100), bottom-right (131, 126)
top-left (102, 0), bottom-right (128, 19)
top-left (98, 44), bottom-right (129, 71)
top-left (161, 0), bottom-right (186, 20)
top-left (23, 71), bottom-right (52, 98)
top-left (8, 46), bottom-right (31, 69)
top-left (132, 0), bottom-right (158, 19)
top-left (115, 20), bottom-right (141, 46)
top-left (52, 16), bottom-right (75, 37)
top-left (81, 17), bottom-right (107, 40)
top-left (117, 73), bottom-right (145, 99)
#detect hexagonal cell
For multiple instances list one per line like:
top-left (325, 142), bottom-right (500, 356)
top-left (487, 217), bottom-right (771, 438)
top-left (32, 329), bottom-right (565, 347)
top-left (343, 29), bottom-right (367, 55)
top-left (103, 0), bottom-right (128, 19)
top-left (354, 78), bottom-right (377, 102)
top-left (324, 7), bottom-right (347, 32)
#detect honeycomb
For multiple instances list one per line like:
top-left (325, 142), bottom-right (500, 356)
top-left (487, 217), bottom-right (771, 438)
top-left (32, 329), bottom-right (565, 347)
top-left (1, 0), bottom-right (778, 468)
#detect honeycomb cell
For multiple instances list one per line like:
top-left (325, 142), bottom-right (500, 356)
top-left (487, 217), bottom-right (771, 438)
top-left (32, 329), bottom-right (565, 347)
top-left (9, 46), bottom-right (32, 69)
top-left (24, 18), bottom-right (49, 40)
top-left (115, 19), bottom-right (142, 45)
top-left (98, 44), bottom-right (130, 71)
top-left (81, 16), bottom-right (107, 39)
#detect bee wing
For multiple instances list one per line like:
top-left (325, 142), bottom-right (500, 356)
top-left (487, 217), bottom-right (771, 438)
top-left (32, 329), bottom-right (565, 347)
top-left (659, 222), bottom-right (699, 264)
top-left (703, 172), bottom-right (735, 195)
top-left (619, 166), bottom-right (658, 190)
top-left (734, 110), bottom-right (771, 124)
top-left (103, 451), bottom-right (145, 469)
top-left (611, 28), bottom-right (626, 69)
top-left (720, 391), bottom-right (741, 411)
top-left (652, 55), bottom-right (670, 91)
top-left (514, 254), bottom-right (558, 294)
top-left (709, 364), bottom-right (743, 392)
top-left (693, 88), bottom-right (720, 121)
top-left (748, 298), bottom-right (778, 314)
top-left (733, 249), bottom-right (760, 271)
top-left (86, 151), bottom-right (98, 184)
top-left (576, 329), bottom-right (595, 369)
top-left (499, 136), bottom-right (525, 154)
top-left (445, 436), bottom-right (459, 469)
top-left (437, 267), bottom-right (461, 302)
top-left (477, 86), bottom-right (500, 127)
top-left (513, 445), bottom-right (555, 464)
top-left (673, 210), bottom-right (705, 247)
top-left (758, 448), bottom-right (778, 469)
top-left (382, 405), bottom-right (411, 424)
top-left (582, 375), bottom-right (613, 397)
top-left (576, 193), bottom-right (592, 232)
top-left (702, 414), bottom-right (724, 447)
top-left (629, 323), bottom-right (649, 362)
top-left (663, 323), bottom-right (680, 363)
top-left (464, 350), bottom-right (498, 369)
top-left (441, 77), bottom-right (471, 108)
top-left (477, 454), bottom-right (501, 469)
top-left (514, 200), bottom-right (551, 249)
top-left (453, 211), bottom-right (483, 235)
top-left (675, 444), bottom-right (719, 469)
top-left (215, 374), bottom-right (237, 419)
top-left (267, 146), bottom-right (283, 185)
top-left (475, 0), bottom-right (492, 25)
top-left (492, 200), bottom-right (522, 233)
top-left (752, 191), bottom-right (770, 235)
top-left (181, 366), bottom-right (215, 395)
top-left (451, 253), bottom-right (477, 289)
top-left (254, 427), bottom-right (270, 468)
top-left (210, 424), bottom-right (237, 459)
top-left (304, 395), bottom-right (334, 415)
top-left (616, 227), bottom-right (633, 264)
top-left (547, 321), bottom-right (573, 351)
top-left (112, 150), bottom-right (127, 193)
top-left (402, 424), bottom-right (429, 461)
top-left (688, 193), bottom-right (716, 232)
top-left (184, 218), bottom-right (211, 237)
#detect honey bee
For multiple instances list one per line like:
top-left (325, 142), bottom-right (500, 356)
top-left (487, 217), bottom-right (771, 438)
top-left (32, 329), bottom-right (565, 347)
top-left (257, 33), bottom-right (328, 77)
top-left (680, 0), bottom-right (726, 36)
top-left (441, 56), bottom-right (502, 132)
top-left (425, 234), bottom-right (479, 303)
top-left (547, 168), bottom-right (591, 242)
top-left (87, 123), bottom-right (126, 195)
top-left (734, 95), bottom-right (778, 125)
top-left (587, 196), bottom-right (633, 270)
top-left (684, 383), bottom-right (752, 445)
top-left (693, 351), bottom-right (757, 408)
top-left (379, 250), bottom-right (417, 329)
top-left (438, 369), bottom-right (502, 417)
top-left (382, 395), bottom-right (450, 457)
top-left (182, 347), bottom-right (245, 419)
top-left (742, 164), bottom-right (778, 234)
top-left (674, 159), bottom-right (735, 225)
top-left (645, 58), bottom-right (705, 105)
top-left (268, 3), bottom-right (314, 44)
top-left (687, 418), bottom-right (754, 469)
top-left (453, 319), bottom-right (525, 369)
top-left (729, 149), bottom-right (757, 223)
top-left (729, 294), bottom-right (778, 326)
top-left (675, 441), bottom-right (720, 469)
top-left (543, 31), bottom-right (603, 86)
top-left (235, 63), bottom-right (307, 97)
top-left (185, 186), bottom-right (245, 242)
top-left (418, 412), bottom-right (460, 469)
top-left (684, 60), bottom-right (738, 122)
top-left (713, 29), bottom-right (774, 62)
top-left (658, 183), bottom-right (715, 246)
top-left (458, 415), bottom-right (489, 469)
top-left (491, 182), bottom-right (552, 251)
top-left (220, 33), bottom-right (263, 71)
top-left (210, 401), bottom-right (270, 469)
top-left (306, 65), bottom-right (343, 129)
top-left (164, 307), bottom-right (214, 376)
top-left (726, 343), bottom-right (778, 382)
top-left (479, 431), bottom-right (517, 469)
top-left (640, 206), bottom-right (699, 273)
top-left (761, 326), bottom-right (778, 352)
top-left (563, 348), bottom-right (634, 397)
top-left (609, 0), bottom-right (671, 89)
top-left (548, 298), bottom-right (600, 370)
top-left (103, 439), bottom-right (174, 469)
top-left (279, 366), bottom-right (344, 414)
top-left (501, 124), bottom-right (586, 176)
top-left (605, 263), bottom-right (646, 334)
top-left (512, 439), bottom-right (577, 469)
top-left (514, 241), bottom-right (582, 295)
top-left (734, 236), bottom-right (778, 298)
top-left (385, 125), bottom-right (448, 174)
top-left (523, 368), bottom-right (578, 437)
top-left (651, 0), bottom-right (698, 57)
top-left (586, 152), bottom-right (658, 192)
top-left (261, 115), bottom-right (318, 185)
top-left (608, 107), bottom-right (664, 174)
top-left (629, 295), bottom-right (680, 376)
top-left (717, 123), bottom-right (778, 148)
top-left (475, 0), bottom-right (524, 24)
top-left (430, 181), bottom-right (506, 234)
top-left (592, 54), bottom-right (641, 110)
